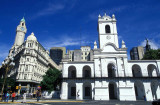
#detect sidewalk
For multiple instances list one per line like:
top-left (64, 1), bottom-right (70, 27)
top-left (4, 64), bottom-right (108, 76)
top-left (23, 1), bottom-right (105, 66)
top-left (0, 99), bottom-right (83, 104)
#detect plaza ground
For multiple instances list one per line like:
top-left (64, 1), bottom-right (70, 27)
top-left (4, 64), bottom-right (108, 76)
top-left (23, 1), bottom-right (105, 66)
top-left (0, 99), bottom-right (152, 105)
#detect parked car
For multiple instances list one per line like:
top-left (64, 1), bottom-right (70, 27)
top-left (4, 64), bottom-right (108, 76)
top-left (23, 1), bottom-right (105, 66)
top-left (152, 99), bottom-right (160, 105)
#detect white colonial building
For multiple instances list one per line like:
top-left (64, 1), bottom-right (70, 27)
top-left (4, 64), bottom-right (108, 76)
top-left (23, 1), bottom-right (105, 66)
top-left (6, 17), bottom-right (59, 94)
top-left (60, 14), bottom-right (160, 101)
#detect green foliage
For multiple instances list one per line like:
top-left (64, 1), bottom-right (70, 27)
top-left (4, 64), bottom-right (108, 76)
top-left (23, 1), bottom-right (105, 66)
top-left (40, 68), bottom-right (61, 92)
top-left (7, 77), bottom-right (16, 90)
top-left (143, 49), bottom-right (160, 60)
top-left (0, 77), bottom-right (16, 92)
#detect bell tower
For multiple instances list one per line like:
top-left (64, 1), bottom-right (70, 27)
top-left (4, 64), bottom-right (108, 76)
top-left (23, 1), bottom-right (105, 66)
top-left (14, 17), bottom-right (27, 47)
top-left (98, 13), bottom-right (119, 49)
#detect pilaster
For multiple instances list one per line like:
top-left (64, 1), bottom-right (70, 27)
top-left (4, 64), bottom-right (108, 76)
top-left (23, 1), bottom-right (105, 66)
top-left (61, 82), bottom-right (68, 99)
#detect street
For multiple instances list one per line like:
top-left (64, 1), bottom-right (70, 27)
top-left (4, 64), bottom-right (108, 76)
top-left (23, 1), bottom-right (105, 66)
top-left (0, 100), bottom-right (152, 105)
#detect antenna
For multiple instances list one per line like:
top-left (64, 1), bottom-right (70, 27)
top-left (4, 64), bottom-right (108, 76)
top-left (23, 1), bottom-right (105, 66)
top-left (23, 13), bottom-right (26, 17)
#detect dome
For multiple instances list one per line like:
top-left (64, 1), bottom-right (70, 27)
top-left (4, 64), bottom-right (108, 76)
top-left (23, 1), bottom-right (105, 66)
top-left (27, 32), bottom-right (37, 41)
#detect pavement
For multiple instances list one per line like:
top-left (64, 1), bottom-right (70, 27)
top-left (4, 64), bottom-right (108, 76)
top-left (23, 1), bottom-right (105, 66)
top-left (0, 99), bottom-right (152, 105)
top-left (0, 99), bottom-right (83, 103)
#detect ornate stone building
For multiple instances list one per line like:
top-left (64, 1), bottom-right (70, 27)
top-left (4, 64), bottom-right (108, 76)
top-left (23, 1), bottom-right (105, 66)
top-left (7, 18), bottom-right (59, 94)
top-left (60, 14), bottom-right (160, 101)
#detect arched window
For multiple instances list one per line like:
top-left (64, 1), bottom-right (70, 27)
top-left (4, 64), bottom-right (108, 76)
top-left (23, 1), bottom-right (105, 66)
top-left (83, 66), bottom-right (91, 78)
top-left (109, 82), bottom-right (117, 100)
top-left (132, 64), bottom-right (142, 77)
top-left (134, 81), bottom-right (145, 100)
top-left (68, 66), bottom-right (76, 78)
top-left (151, 81), bottom-right (160, 100)
top-left (83, 82), bottom-right (92, 99)
top-left (108, 63), bottom-right (116, 77)
top-left (105, 25), bottom-right (110, 33)
top-left (147, 64), bottom-right (157, 77)
top-left (68, 82), bottom-right (76, 99)
top-left (71, 70), bottom-right (76, 78)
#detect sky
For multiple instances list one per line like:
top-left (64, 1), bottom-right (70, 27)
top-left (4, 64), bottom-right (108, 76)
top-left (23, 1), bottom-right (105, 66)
top-left (0, 0), bottom-right (160, 63)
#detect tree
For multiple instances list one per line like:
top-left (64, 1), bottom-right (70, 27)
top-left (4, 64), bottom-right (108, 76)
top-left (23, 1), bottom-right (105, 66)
top-left (143, 49), bottom-right (160, 60)
top-left (40, 68), bottom-right (61, 92)
top-left (0, 77), bottom-right (16, 92)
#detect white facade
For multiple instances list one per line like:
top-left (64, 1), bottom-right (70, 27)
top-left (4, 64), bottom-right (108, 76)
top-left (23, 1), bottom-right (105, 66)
top-left (61, 14), bottom-right (160, 101)
top-left (7, 18), bottom-right (59, 94)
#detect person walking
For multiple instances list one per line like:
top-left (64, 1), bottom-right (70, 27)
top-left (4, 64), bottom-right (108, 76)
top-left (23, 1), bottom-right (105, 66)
top-left (36, 90), bottom-right (41, 102)
top-left (5, 91), bottom-right (10, 102)
top-left (3, 92), bottom-right (6, 102)
top-left (11, 91), bottom-right (16, 102)
top-left (22, 91), bottom-right (27, 103)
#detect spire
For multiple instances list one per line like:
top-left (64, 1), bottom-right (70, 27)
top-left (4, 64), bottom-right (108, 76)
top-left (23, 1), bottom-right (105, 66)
top-left (31, 32), bottom-right (34, 36)
top-left (145, 38), bottom-right (151, 51)
top-left (112, 14), bottom-right (115, 18)
top-left (94, 41), bottom-right (97, 49)
top-left (21, 17), bottom-right (25, 22)
top-left (121, 40), bottom-right (126, 48)
top-left (104, 13), bottom-right (106, 16)
top-left (98, 14), bottom-right (101, 18)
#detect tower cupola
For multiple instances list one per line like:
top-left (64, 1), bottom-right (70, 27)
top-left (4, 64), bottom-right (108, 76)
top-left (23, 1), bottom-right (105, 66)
top-left (14, 17), bottom-right (27, 47)
top-left (27, 32), bottom-right (37, 41)
top-left (98, 13), bottom-right (119, 49)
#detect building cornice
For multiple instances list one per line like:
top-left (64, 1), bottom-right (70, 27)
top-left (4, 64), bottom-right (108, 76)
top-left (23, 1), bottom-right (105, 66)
top-left (62, 61), bottom-right (94, 64)
top-left (128, 60), bottom-right (160, 62)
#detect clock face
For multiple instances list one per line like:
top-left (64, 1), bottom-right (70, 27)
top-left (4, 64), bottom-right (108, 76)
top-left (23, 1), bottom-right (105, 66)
top-left (106, 35), bottom-right (111, 40)
top-left (21, 27), bottom-right (24, 31)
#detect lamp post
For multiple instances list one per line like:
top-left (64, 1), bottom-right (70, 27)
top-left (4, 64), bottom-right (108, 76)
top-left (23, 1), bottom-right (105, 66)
top-left (0, 56), bottom-right (15, 101)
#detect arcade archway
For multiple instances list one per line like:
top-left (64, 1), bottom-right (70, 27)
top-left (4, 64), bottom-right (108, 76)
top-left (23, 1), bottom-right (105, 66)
top-left (109, 82), bottom-right (118, 100)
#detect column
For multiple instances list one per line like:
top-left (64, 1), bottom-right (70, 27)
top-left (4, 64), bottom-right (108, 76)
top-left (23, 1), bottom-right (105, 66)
top-left (123, 58), bottom-right (131, 77)
top-left (143, 82), bottom-right (153, 101)
top-left (142, 66), bottom-right (148, 77)
top-left (27, 84), bottom-right (30, 94)
top-left (76, 83), bottom-right (83, 100)
top-left (101, 59), bottom-right (107, 77)
top-left (91, 83), bottom-right (95, 100)
top-left (119, 81), bottom-right (136, 101)
top-left (61, 82), bottom-right (68, 99)
top-left (31, 86), bottom-right (33, 93)
top-left (94, 58), bottom-right (101, 77)
top-left (77, 65), bottom-right (81, 78)
top-left (116, 58), bottom-right (122, 77)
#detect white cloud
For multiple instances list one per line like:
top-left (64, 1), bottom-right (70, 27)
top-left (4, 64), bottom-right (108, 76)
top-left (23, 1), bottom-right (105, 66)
top-left (41, 35), bottom-right (95, 50)
top-left (89, 6), bottom-right (128, 20)
top-left (32, 3), bottom-right (65, 19)
top-left (140, 40), bottom-right (160, 49)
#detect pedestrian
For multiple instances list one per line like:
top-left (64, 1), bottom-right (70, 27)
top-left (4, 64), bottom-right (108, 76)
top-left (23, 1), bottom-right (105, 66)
top-left (3, 92), bottom-right (6, 102)
top-left (11, 91), bottom-right (16, 102)
top-left (36, 90), bottom-right (41, 102)
top-left (144, 95), bottom-right (146, 101)
top-left (22, 91), bottom-right (27, 103)
top-left (30, 93), bottom-right (33, 98)
top-left (5, 91), bottom-right (10, 102)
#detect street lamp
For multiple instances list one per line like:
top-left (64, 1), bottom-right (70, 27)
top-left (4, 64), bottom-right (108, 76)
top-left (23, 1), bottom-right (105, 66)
top-left (0, 55), bottom-right (15, 101)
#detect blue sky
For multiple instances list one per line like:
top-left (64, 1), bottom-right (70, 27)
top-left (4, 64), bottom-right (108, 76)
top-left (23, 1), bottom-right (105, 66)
top-left (0, 0), bottom-right (160, 63)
